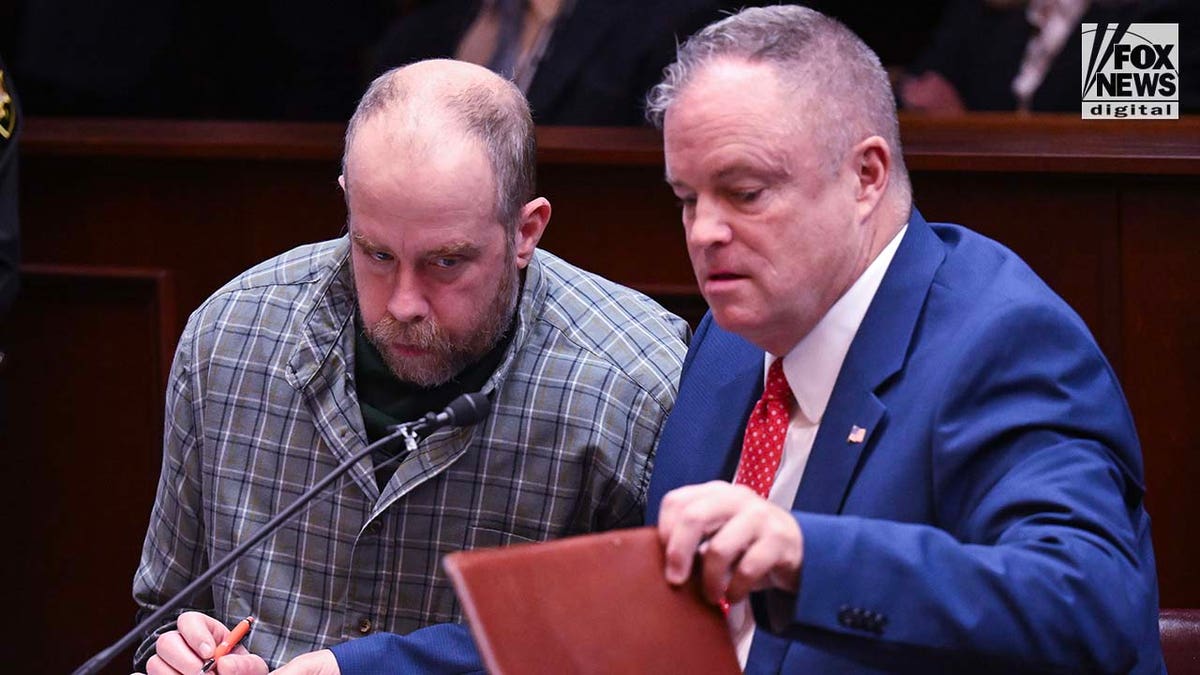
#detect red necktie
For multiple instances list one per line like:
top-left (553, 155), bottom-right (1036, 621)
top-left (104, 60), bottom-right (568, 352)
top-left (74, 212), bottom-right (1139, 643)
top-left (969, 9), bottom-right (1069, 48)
top-left (733, 358), bottom-right (793, 498)
top-left (721, 359), bottom-right (793, 615)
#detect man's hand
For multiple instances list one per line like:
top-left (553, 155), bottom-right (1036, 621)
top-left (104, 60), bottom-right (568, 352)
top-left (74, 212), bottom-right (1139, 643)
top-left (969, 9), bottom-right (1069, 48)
top-left (270, 649), bottom-right (340, 674)
top-left (145, 611), bottom-right (267, 675)
top-left (658, 481), bottom-right (803, 604)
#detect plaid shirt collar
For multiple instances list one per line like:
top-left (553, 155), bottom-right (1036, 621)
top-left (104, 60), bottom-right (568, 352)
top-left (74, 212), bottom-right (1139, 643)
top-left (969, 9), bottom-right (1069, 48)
top-left (282, 236), bottom-right (555, 507)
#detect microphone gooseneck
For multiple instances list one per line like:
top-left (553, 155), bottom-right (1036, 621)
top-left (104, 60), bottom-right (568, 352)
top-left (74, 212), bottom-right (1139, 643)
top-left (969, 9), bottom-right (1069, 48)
top-left (72, 392), bottom-right (491, 675)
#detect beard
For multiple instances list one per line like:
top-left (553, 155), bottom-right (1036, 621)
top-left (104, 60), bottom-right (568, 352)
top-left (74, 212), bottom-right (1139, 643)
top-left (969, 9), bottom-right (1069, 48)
top-left (363, 261), bottom-right (519, 388)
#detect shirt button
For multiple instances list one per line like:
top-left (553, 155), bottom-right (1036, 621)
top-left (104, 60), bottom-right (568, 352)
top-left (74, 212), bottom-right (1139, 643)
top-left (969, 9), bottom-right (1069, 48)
top-left (357, 618), bottom-right (372, 634)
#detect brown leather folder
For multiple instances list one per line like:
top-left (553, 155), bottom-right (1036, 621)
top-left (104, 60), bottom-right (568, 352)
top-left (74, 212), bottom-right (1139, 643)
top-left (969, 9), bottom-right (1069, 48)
top-left (443, 526), bottom-right (742, 674)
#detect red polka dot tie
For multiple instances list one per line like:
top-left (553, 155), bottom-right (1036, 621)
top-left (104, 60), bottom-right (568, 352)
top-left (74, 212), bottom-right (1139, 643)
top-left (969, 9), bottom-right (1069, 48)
top-left (720, 359), bottom-right (793, 615)
top-left (734, 358), bottom-right (793, 498)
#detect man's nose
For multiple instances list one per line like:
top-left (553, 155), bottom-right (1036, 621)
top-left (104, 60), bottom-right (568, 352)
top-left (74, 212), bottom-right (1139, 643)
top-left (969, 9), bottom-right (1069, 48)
top-left (386, 273), bottom-right (430, 324)
top-left (687, 195), bottom-right (733, 249)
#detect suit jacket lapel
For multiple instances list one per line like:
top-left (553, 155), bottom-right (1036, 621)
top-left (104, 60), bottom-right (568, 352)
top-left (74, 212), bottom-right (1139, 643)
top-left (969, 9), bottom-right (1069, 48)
top-left (646, 315), bottom-right (761, 523)
top-left (792, 209), bottom-right (946, 514)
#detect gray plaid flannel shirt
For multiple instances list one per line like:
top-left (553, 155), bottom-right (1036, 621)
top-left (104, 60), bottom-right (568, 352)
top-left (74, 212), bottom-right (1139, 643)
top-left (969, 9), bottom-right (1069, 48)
top-left (133, 238), bottom-right (690, 668)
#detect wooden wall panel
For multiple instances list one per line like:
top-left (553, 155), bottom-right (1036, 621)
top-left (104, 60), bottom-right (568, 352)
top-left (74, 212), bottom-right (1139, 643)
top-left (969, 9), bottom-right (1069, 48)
top-left (19, 155), bottom-right (346, 334)
top-left (1120, 180), bottom-right (1200, 608)
top-left (0, 265), bottom-right (175, 674)
top-left (913, 172), bottom-right (1123, 363)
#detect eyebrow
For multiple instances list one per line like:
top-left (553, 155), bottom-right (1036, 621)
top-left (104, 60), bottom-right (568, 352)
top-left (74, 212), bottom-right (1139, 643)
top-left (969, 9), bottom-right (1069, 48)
top-left (350, 230), bottom-right (381, 250)
top-left (351, 231), bottom-right (481, 259)
top-left (665, 163), bottom-right (791, 190)
top-left (426, 241), bottom-right (481, 259)
top-left (715, 164), bottom-right (790, 183)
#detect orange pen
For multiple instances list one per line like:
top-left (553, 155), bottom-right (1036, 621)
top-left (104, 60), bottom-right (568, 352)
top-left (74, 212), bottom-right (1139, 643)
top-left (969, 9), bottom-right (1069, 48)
top-left (198, 616), bottom-right (254, 674)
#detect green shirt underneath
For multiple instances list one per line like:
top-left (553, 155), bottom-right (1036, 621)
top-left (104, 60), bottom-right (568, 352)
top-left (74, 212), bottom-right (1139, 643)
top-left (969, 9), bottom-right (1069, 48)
top-left (355, 319), bottom-right (513, 489)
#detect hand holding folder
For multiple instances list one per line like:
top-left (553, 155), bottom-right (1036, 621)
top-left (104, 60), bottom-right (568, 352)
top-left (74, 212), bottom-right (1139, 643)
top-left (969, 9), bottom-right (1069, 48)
top-left (443, 526), bottom-right (741, 674)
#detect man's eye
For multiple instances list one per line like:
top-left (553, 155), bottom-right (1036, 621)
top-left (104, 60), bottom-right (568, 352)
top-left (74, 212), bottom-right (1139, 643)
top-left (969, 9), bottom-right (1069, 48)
top-left (734, 189), bottom-right (762, 203)
top-left (371, 250), bottom-right (393, 262)
top-left (675, 196), bottom-right (697, 209)
top-left (432, 257), bottom-right (460, 269)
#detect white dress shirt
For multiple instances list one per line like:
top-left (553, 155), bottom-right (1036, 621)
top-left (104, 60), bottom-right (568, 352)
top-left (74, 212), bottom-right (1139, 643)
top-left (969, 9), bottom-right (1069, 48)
top-left (731, 224), bottom-right (909, 667)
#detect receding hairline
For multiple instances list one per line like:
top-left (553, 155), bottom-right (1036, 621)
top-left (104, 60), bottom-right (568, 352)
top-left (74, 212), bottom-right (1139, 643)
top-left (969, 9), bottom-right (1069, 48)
top-left (342, 109), bottom-right (487, 188)
top-left (342, 58), bottom-right (538, 228)
top-left (649, 5), bottom-right (910, 198)
top-left (343, 61), bottom-right (512, 173)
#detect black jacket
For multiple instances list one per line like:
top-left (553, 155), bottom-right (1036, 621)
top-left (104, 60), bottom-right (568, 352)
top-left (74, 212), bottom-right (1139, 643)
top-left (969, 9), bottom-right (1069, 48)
top-left (372, 0), bottom-right (725, 125)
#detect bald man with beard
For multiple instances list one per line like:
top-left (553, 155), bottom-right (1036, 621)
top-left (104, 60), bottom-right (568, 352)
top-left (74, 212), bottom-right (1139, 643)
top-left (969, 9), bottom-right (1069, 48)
top-left (133, 59), bottom-right (688, 675)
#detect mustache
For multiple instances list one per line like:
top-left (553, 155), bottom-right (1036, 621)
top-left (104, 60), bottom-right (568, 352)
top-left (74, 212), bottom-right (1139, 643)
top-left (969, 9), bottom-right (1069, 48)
top-left (369, 315), bottom-right (449, 353)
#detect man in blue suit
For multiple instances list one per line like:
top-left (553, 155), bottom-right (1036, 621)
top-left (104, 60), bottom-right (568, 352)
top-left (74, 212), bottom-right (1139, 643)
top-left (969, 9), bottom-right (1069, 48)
top-left (645, 5), bottom-right (1164, 673)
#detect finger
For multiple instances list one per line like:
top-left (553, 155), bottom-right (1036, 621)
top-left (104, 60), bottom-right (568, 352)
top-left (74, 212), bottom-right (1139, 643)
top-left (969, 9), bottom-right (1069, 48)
top-left (177, 611), bottom-right (224, 660)
top-left (146, 651), bottom-right (187, 675)
top-left (213, 652), bottom-right (269, 675)
top-left (658, 483), bottom-right (711, 584)
top-left (154, 630), bottom-right (204, 675)
top-left (725, 540), bottom-right (775, 603)
top-left (659, 483), bottom-right (737, 585)
top-left (700, 504), bottom-right (768, 603)
top-left (656, 482), bottom-right (715, 536)
top-left (660, 482), bottom-right (760, 586)
top-left (764, 512), bottom-right (803, 593)
top-left (725, 510), bottom-right (803, 602)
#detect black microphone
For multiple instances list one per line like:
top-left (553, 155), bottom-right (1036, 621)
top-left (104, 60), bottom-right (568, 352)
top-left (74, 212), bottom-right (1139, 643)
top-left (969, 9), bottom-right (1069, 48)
top-left (72, 392), bottom-right (491, 675)
top-left (405, 391), bottom-right (490, 435)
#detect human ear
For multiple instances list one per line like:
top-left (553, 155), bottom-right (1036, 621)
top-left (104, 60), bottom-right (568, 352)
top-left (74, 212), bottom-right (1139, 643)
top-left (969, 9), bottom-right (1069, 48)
top-left (513, 197), bottom-right (551, 268)
top-left (852, 136), bottom-right (890, 216)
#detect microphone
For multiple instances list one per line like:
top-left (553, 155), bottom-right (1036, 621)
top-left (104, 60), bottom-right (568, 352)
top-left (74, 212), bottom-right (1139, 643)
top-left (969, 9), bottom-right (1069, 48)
top-left (405, 391), bottom-right (490, 434)
top-left (72, 392), bottom-right (491, 675)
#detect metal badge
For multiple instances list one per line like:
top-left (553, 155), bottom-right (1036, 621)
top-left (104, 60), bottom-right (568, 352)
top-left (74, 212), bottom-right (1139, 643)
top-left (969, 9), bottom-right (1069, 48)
top-left (0, 71), bottom-right (15, 141)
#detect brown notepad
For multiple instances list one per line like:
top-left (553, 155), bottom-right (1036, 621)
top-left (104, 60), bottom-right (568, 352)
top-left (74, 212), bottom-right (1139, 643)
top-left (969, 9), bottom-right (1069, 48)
top-left (443, 526), bottom-right (741, 674)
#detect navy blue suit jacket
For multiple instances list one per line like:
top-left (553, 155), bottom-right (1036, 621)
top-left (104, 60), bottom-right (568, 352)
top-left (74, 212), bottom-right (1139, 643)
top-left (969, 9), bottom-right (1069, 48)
top-left (647, 211), bottom-right (1164, 673)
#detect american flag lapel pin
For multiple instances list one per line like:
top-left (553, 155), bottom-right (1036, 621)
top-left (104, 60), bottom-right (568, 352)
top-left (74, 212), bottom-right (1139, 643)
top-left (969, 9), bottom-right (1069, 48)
top-left (847, 425), bottom-right (867, 444)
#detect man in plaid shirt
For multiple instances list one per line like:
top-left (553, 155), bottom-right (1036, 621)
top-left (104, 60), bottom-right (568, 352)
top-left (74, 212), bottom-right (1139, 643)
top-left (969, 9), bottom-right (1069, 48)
top-left (134, 59), bottom-right (689, 674)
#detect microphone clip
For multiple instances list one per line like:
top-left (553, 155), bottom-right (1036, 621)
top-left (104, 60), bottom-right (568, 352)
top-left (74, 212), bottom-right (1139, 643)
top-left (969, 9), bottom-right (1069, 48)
top-left (396, 422), bottom-right (420, 455)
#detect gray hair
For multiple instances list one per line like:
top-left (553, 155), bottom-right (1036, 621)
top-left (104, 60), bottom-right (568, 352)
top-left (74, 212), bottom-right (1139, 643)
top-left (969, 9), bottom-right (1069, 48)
top-left (646, 5), bottom-right (909, 190)
top-left (343, 64), bottom-right (537, 230)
